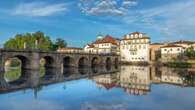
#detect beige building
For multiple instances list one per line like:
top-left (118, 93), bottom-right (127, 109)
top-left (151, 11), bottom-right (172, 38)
top-left (161, 44), bottom-right (185, 62)
top-left (160, 67), bottom-right (184, 85)
top-left (92, 74), bottom-right (117, 90)
top-left (84, 35), bottom-right (119, 54)
top-left (149, 43), bottom-right (164, 63)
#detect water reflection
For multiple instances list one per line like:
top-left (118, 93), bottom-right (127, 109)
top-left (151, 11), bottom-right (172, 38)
top-left (0, 65), bottom-right (119, 93)
top-left (92, 66), bottom-right (195, 95)
top-left (1, 65), bottom-right (195, 95)
top-left (1, 65), bottom-right (195, 110)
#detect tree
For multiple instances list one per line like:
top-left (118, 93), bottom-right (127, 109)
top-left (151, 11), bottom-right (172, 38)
top-left (4, 31), bottom-right (53, 51)
top-left (4, 32), bottom-right (68, 51)
top-left (52, 38), bottom-right (67, 50)
top-left (183, 46), bottom-right (195, 58)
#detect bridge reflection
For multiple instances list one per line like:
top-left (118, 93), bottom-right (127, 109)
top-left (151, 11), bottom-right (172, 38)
top-left (0, 65), bottom-right (120, 94)
top-left (1, 65), bottom-right (195, 96)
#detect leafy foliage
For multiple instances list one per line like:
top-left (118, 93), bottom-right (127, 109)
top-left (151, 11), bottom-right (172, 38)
top-left (4, 31), bottom-right (67, 51)
top-left (52, 38), bottom-right (67, 50)
top-left (183, 47), bottom-right (195, 58)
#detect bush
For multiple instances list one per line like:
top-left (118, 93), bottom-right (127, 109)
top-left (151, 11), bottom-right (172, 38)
top-left (166, 61), bottom-right (192, 68)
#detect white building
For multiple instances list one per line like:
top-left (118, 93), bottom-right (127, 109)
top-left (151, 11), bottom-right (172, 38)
top-left (120, 32), bottom-right (150, 63)
top-left (118, 66), bottom-right (151, 95)
top-left (161, 44), bottom-right (185, 62)
top-left (84, 35), bottom-right (119, 54)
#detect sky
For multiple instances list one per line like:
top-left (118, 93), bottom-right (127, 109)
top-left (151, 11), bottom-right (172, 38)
top-left (0, 0), bottom-right (195, 47)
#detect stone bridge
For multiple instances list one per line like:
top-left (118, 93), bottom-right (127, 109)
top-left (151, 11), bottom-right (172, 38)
top-left (0, 49), bottom-right (120, 72)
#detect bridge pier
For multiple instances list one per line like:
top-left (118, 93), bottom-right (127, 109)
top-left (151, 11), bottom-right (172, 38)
top-left (25, 52), bottom-right (40, 70)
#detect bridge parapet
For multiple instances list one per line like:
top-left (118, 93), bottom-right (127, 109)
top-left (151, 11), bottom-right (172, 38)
top-left (0, 49), bottom-right (120, 72)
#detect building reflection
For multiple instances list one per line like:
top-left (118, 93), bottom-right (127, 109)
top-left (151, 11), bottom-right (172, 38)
top-left (1, 65), bottom-right (195, 97)
top-left (118, 66), bottom-right (151, 95)
top-left (92, 66), bottom-right (195, 95)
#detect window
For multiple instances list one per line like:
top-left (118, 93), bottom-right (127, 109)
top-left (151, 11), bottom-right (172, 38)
top-left (170, 49), bottom-right (173, 51)
top-left (139, 45), bottom-right (141, 49)
top-left (164, 49), bottom-right (167, 51)
top-left (126, 46), bottom-right (128, 49)
top-left (143, 45), bottom-right (146, 49)
top-left (177, 48), bottom-right (180, 51)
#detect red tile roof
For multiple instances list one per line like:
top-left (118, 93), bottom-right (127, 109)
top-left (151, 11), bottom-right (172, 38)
top-left (161, 44), bottom-right (184, 48)
top-left (93, 35), bottom-right (118, 45)
top-left (172, 40), bottom-right (195, 44)
top-left (130, 32), bottom-right (143, 35)
top-left (86, 44), bottom-right (95, 48)
top-left (97, 82), bottom-right (116, 90)
top-left (122, 32), bottom-right (150, 40)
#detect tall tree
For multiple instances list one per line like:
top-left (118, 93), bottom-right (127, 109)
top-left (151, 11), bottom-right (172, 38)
top-left (53, 38), bottom-right (67, 50)
top-left (4, 31), bottom-right (53, 51)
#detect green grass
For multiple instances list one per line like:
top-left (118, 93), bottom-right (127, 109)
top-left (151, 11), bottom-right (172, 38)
top-left (166, 61), bottom-right (192, 68)
top-left (4, 66), bottom-right (46, 82)
top-left (4, 68), bottom-right (21, 82)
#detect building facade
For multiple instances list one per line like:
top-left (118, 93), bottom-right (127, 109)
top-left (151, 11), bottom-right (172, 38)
top-left (84, 35), bottom-right (119, 54)
top-left (120, 32), bottom-right (150, 63)
top-left (161, 44), bottom-right (185, 62)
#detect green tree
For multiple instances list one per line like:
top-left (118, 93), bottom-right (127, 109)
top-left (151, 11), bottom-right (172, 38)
top-left (184, 47), bottom-right (195, 58)
top-left (52, 38), bottom-right (67, 50)
top-left (4, 31), bottom-right (53, 51)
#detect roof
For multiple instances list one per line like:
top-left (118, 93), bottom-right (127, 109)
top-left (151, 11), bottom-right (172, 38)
top-left (172, 40), bottom-right (195, 44)
top-left (93, 35), bottom-right (118, 45)
top-left (86, 44), bottom-right (95, 48)
top-left (161, 44), bottom-right (184, 48)
top-left (150, 43), bottom-right (164, 45)
top-left (58, 47), bottom-right (83, 50)
top-left (97, 82), bottom-right (116, 90)
top-left (130, 31), bottom-right (144, 35)
top-left (122, 32), bottom-right (150, 40)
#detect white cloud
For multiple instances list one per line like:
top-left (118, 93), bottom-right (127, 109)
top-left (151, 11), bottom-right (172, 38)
top-left (78, 0), bottom-right (138, 16)
top-left (12, 2), bottom-right (68, 17)
top-left (80, 102), bottom-right (128, 110)
top-left (123, 0), bottom-right (195, 40)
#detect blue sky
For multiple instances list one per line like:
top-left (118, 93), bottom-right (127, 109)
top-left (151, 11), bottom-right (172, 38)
top-left (0, 0), bottom-right (195, 47)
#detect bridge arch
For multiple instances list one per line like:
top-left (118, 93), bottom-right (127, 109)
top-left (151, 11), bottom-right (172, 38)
top-left (4, 55), bottom-right (30, 70)
top-left (78, 57), bottom-right (89, 68)
top-left (40, 56), bottom-right (55, 68)
top-left (106, 57), bottom-right (112, 66)
top-left (91, 57), bottom-right (100, 67)
top-left (114, 57), bottom-right (119, 69)
top-left (63, 56), bottom-right (76, 67)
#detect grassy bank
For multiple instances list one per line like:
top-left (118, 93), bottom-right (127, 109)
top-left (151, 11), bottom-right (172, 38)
top-left (165, 61), bottom-right (192, 68)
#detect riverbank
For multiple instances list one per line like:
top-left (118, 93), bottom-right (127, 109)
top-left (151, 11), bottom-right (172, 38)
top-left (120, 61), bottom-right (195, 68)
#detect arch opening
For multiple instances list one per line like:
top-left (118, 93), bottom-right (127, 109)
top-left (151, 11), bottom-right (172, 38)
top-left (106, 57), bottom-right (112, 71)
top-left (114, 58), bottom-right (119, 69)
top-left (39, 56), bottom-right (55, 77)
top-left (40, 56), bottom-right (55, 69)
top-left (63, 56), bottom-right (75, 68)
top-left (91, 57), bottom-right (99, 67)
top-left (78, 57), bottom-right (89, 68)
top-left (106, 57), bottom-right (112, 66)
top-left (78, 57), bottom-right (89, 75)
top-left (4, 55), bottom-right (30, 83)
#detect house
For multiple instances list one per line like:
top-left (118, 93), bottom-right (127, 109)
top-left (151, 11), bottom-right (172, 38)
top-left (120, 32), bottom-right (150, 63)
top-left (160, 44), bottom-right (185, 62)
top-left (84, 34), bottom-right (119, 54)
top-left (149, 43), bottom-right (164, 62)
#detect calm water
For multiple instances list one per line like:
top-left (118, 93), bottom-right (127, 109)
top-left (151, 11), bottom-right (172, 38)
top-left (1, 65), bottom-right (195, 110)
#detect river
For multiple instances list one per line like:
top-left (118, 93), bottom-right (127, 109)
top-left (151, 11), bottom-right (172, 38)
top-left (0, 65), bottom-right (195, 110)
